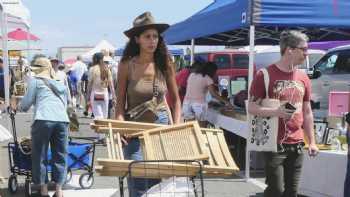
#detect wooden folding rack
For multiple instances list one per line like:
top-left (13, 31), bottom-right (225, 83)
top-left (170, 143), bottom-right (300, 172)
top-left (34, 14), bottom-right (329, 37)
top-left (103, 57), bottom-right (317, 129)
top-left (137, 122), bottom-right (209, 161)
top-left (90, 120), bottom-right (164, 160)
top-left (91, 120), bottom-right (239, 177)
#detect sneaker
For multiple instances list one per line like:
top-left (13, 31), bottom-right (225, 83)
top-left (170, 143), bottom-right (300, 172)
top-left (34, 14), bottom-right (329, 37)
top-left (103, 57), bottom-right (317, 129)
top-left (83, 111), bottom-right (88, 116)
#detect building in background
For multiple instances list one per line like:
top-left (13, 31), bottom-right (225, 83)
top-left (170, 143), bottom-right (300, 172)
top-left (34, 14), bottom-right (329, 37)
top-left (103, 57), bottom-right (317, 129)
top-left (57, 46), bottom-right (93, 62)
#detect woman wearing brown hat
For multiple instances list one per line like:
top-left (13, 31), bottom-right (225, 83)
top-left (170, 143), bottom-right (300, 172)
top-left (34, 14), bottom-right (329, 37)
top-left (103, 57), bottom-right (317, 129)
top-left (115, 12), bottom-right (181, 196)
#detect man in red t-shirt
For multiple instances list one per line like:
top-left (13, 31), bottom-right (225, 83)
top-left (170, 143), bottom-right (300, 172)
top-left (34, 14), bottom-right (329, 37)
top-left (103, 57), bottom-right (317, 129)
top-left (248, 30), bottom-right (318, 197)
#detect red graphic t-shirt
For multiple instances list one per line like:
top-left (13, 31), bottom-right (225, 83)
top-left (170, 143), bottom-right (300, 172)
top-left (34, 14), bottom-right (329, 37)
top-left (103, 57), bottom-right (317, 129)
top-left (249, 64), bottom-right (311, 144)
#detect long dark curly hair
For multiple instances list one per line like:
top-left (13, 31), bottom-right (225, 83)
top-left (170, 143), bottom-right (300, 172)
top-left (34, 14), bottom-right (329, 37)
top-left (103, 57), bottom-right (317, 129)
top-left (121, 29), bottom-right (170, 76)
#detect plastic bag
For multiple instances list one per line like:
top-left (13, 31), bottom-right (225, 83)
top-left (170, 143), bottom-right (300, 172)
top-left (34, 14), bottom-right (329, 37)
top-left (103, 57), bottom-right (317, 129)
top-left (0, 124), bottom-right (13, 142)
top-left (142, 177), bottom-right (195, 197)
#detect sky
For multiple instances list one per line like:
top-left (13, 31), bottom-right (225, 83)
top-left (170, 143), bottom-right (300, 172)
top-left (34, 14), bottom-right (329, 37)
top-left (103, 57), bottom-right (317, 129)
top-left (22, 0), bottom-right (213, 56)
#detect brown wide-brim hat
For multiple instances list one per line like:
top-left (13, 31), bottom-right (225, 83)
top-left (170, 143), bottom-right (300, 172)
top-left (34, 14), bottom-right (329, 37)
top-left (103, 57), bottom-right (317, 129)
top-left (124, 11), bottom-right (170, 38)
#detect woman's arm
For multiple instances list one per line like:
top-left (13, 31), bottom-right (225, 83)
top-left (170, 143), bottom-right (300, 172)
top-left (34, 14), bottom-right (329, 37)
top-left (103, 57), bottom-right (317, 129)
top-left (16, 79), bottom-right (37, 112)
top-left (115, 61), bottom-right (128, 121)
top-left (64, 76), bottom-right (72, 106)
top-left (208, 84), bottom-right (232, 106)
top-left (107, 69), bottom-right (116, 100)
top-left (87, 67), bottom-right (94, 102)
top-left (165, 62), bottom-right (181, 124)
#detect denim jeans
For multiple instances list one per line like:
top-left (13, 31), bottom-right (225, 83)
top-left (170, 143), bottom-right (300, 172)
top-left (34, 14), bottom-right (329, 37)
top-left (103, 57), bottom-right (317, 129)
top-left (264, 145), bottom-right (304, 197)
top-left (31, 120), bottom-right (69, 186)
top-left (124, 110), bottom-right (169, 197)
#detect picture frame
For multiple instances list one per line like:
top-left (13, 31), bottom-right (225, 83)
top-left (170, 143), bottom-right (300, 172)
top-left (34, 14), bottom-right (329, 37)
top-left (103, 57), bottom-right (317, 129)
top-left (230, 79), bottom-right (247, 96)
top-left (325, 128), bottom-right (340, 145)
top-left (313, 120), bottom-right (328, 144)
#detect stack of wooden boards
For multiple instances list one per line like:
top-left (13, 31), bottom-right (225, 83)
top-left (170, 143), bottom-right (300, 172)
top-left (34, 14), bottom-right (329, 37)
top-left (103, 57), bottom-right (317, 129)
top-left (91, 120), bottom-right (239, 178)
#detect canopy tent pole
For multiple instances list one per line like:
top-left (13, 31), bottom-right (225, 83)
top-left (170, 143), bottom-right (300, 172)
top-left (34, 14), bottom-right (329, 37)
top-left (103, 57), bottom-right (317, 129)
top-left (245, 24), bottom-right (255, 181)
top-left (190, 39), bottom-right (195, 65)
top-left (26, 26), bottom-right (30, 60)
top-left (1, 11), bottom-right (10, 108)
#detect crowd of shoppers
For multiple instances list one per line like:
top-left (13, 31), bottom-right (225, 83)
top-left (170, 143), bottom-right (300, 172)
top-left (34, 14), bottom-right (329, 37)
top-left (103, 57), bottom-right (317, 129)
top-left (3, 11), bottom-right (349, 197)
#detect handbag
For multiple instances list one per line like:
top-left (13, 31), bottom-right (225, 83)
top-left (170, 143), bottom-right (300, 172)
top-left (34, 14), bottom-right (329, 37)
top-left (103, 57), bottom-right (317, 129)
top-left (40, 78), bottom-right (79, 131)
top-left (247, 68), bottom-right (280, 152)
top-left (94, 92), bottom-right (105, 101)
top-left (125, 72), bottom-right (173, 123)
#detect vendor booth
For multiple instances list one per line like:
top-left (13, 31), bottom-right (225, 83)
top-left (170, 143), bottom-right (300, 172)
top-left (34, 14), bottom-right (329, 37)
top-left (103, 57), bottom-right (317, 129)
top-left (1, 0), bottom-right (31, 110)
top-left (164, 0), bottom-right (350, 196)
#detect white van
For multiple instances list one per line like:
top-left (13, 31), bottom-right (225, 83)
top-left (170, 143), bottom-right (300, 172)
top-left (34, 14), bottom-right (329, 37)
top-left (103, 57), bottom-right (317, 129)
top-left (310, 45), bottom-right (350, 112)
top-left (254, 46), bottom-right (325, 76)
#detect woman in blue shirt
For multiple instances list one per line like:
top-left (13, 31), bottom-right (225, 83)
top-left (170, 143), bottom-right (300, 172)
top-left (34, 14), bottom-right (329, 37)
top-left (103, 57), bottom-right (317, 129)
top-left (11, 57), bottom-right (69, 197)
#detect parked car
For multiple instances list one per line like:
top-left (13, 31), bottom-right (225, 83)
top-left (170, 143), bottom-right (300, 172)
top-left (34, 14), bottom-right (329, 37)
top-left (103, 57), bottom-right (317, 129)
top-left (190, 50), bottom-right (250, 79)
top-left (254, 46), bottom-right (325, 76)
top-left (310, 45), bottom-right (350, 111)
top-left (192, 50), bottom-right (250, 96)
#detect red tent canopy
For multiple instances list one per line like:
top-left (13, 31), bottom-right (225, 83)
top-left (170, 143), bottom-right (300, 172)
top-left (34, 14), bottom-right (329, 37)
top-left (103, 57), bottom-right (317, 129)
top-left (63, 58), bottom-right (76, 65)
top-left (8, 28), bottom-right (39, 41)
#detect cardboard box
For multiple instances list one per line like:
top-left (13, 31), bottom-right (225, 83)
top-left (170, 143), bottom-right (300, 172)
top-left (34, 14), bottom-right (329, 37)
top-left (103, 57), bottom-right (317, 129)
top-left (328, 91), bottom-right (350, 117)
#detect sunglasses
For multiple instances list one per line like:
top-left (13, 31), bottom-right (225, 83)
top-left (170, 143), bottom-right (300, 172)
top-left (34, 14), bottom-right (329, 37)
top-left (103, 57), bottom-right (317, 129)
top-left (292, 46), bottom-right (308, 52)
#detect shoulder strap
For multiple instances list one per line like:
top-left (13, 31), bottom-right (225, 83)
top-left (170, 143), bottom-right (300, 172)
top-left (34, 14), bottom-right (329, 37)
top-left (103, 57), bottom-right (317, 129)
top-left (40, 78), bottom-right (66, 107)
top-left (153, 70), bottom-right (159, 98)
top-left (260, 68), bottom-right (270, 99)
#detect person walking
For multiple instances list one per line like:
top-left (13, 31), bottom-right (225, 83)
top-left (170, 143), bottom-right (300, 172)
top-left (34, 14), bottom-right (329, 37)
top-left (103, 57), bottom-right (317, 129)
top-left (11, 56), bottom-right (69, 197)
top-left (71, 56), bottom-right (87, 109)
top-left (51, 58), bottom-right (71, 104)
top-left (87, 52), bottom-right (116, 120)
top-left (248, 30), bottom-right (318, 197)
top-left (115, 11), bottom-right (181, 197)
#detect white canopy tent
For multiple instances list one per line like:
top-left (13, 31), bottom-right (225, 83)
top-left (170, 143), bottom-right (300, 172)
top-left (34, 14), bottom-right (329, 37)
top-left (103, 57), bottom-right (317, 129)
top-left (81, 39), bottom-right (115, 61)
top-left (0, 0), bottom-right (31, 109)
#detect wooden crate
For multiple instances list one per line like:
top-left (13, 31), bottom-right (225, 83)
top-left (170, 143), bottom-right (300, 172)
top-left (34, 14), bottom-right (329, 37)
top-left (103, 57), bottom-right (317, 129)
top-left (141, 122), bottom-right (209, 161)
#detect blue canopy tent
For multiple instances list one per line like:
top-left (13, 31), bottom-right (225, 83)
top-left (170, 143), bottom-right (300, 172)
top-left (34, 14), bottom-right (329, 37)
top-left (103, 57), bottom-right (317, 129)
top-left (164, 0), bottom-right (350, 181)
top-left (165, 0), bottom-right (350, 46)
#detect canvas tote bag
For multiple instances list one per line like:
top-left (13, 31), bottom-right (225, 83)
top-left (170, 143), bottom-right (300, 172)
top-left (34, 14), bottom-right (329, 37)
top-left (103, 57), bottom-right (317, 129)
top-left (247, 68), bottom-right (280, 152)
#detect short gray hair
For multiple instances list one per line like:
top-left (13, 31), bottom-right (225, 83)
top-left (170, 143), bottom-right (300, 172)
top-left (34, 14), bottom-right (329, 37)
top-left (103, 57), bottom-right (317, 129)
top-left (280, 30), bottom-right (309, 55)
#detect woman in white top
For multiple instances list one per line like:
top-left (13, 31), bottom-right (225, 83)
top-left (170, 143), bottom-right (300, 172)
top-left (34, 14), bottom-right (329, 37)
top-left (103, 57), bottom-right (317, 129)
top-left (87, 52), bottom-right (115, 119)
top-left (183, 62), bottom-right (232, 126)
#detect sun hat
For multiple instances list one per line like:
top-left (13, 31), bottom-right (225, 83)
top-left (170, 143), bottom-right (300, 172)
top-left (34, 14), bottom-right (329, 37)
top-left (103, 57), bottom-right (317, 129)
top-left (124, 11), bottom-right (169, 38)
top-left (31, 57), bottom-right (56, 79)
